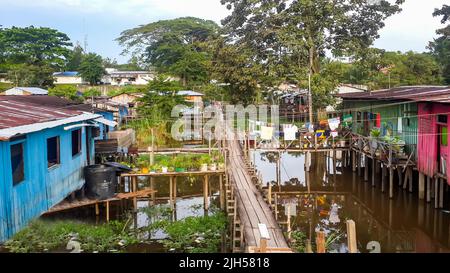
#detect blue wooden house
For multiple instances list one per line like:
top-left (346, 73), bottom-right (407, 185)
top-left (0, 96), bottom-right (112, 242)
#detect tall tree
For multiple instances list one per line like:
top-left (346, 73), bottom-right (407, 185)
top-left (428, 5), bottom-right (450, 84)
top-left (117, 17), bottom-right (219, 86)
top-left (65, 43), bottom-right (84, 71)
top-left (78, 53), bottom-right (106, 85)
top-left (220, 0), bottom-right (404, 109)
top-left (0, 26), bottom-right (72, 87)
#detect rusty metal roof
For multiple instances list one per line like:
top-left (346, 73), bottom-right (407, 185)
top-left (0, 96), bottom-right (94, 130)
top-left (338, 86), bottom-right (450, 103)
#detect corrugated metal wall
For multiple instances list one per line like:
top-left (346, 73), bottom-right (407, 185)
top-left (0, 123), bottom-right (93, 242)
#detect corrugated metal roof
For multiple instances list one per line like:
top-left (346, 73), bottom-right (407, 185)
top-left (0, 96), bottom-right (101, 139)
top-left (338, 86), bottom-right (450, 103)
top-left (3, 87), bottom-right (48, 95)
top-left (0, 95), bottom-right (109, 113)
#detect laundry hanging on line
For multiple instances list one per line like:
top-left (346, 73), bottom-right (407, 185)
top-left (283, 125), bottom-right (298, 141)
top-left (261, 126), bottom-right (274, 140)
top-left (328, 117), bottom-right (341, 131)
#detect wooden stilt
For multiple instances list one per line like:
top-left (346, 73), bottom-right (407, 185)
top-left (316, 230), bottom-right (326, 253)
top-left (364, 156), bottom-right (369, 182)
top-left (106, 201), bottom-right (110, 222)
top-left (439, 179), bottom-right (444, 209)
top-left (408, 168), bottom-right (413, 193)
top-left (372, 159), bottom-right (376, 187)
top-left (204, 175), bottom-right (209, 211)
top-left (352, 151), bottom-right (356, 172)
top-left (268, 183), bottom-right (272, 206)
top-left (419, 173), bottom-right (425, 200)
top-left (95, 203), bottom-right (99, 216)
top-left (219, 174), bottom-right (224, 210)
top-left (132, 176), bottom-right (137, 212)
top-left (398, 168), bottom-right (403, 187)
top-left (169, 176), bottom-right (174, 210)
top-left (357, 152), bottom-right (361, 176)
top-left (426, 176), bottom-right (431, 203)
top-left (389, 167), bottom-right (394, 199)
top-left (431, 177), bottom-right (435, 199)
top-left (346, 220), bottom-right (357, 253)
top-left (173, 176), bottom-right (177, 206)
top-left (381, 164), bottom-right (386, 193)
top-left (435, 177), bottom-right (439, 209)
top-left (150, 177), bottom-right (155, 205)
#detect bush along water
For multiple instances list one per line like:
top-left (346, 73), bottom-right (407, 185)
top-left (4, 220), bottom-right (140, 253)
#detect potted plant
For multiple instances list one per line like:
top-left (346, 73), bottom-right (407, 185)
top-left (199, 155), bottom-right (211, 172)
top-left (159, 157), bottom-right (170, 173)
top-left (174, 157), bottom-right (186, 172)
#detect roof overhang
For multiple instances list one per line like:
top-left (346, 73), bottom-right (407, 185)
top-left (0, 112), bottom-right (101, 141)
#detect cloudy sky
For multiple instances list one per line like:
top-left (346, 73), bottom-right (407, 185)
top-left (0, 0), bottom-right (448, 63)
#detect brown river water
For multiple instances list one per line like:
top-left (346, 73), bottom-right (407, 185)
top-left (250, 150), bottom-right (450, 253)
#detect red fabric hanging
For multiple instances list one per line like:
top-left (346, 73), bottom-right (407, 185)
top-left (376, 113), bottom-right (381, 128)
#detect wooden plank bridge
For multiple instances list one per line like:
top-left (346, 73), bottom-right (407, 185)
top-left (226, 138), bottom-right (291, 253)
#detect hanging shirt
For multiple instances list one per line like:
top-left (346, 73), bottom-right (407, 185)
top-left (261, 126), bottom-right (274, 140)
top-left (376, 114), bottom-right (381, 128)
top-left (284, 125), bottom-right (298, 141)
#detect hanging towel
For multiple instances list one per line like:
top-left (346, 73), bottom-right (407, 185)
top-left (284, 125), bottom-right (298, 141)
top-left (397, 117), bottom-right (403, 134)
top-left (261, 126), bottom-right (274, 140)
top-left (331, 131), bottom-right (338, 138)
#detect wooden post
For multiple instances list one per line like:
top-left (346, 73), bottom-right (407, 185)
top-left (398, 167), bottom-right (403, 187)
top-left (106, 201), bottom-right (110, 222)
top-left (419, 173), bottom-right (425, 200)
top-left (150, 177), bottom-right (156, 205)
top-left (357, 152), bottom-right (361, 176)
top-left (219, 174), bottom-right (224, 210)
top-left (439, 179), bottom-right (444, 209)
top-left (372, 159), bottom-right (376, 187)
top-left (426, 176), bottom-right (431, 203)
top-left (352, 151), bottom-right (356, 172)
top-left (306, 239), bottom-right (313, 253)
top-left (389, 167), bottom-right (394, 199)
top-left (268, 183), bottom-right (272, 206)
top-left (435, 177), bottom-right (439, 209)
top-left (346, 220), bottom-right (357, 253)
top-left (169, 176), bottom-right (174, 210)
top-left (364, 156), bottom-right (369, 181)
top-left (95, 203), bottom-right (100, 216)
top-left (174, 176), bottom-right (177, 207)
top-left (274, 193), bottom-right (278, 220)
top-left (381, 164), bottom-right (386, 193)
top-left (316, 230), bottom-right (326, 253)
top-left (333, 148), bottom-right (337, 176)
top-left (204, 175), bottom-right (209, 211)
top-left (287, 203), bottom-right (292, 240)
top-left (260, 239), bottom-right (268, 253)
top-left (132, 176), bottom-right (137, 212)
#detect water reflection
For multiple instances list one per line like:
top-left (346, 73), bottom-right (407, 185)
top-left (252, 150), bottom-right (450, 253)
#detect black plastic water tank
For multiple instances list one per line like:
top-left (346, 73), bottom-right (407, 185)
top-left (84, 165), bottom-right (117, 200)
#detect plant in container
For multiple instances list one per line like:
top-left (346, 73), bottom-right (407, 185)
top-left (174, 157), bottom-right (186, 173)
top-left (199, 155), bottom-right (211, 172)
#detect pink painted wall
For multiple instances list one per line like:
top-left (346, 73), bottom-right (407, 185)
top-left (417, 103), bottom-right (450, 184)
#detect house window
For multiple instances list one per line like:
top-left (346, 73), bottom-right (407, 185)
top-left (442, 127), bottom-right (448, 147)
top-left (72, 129), bottom-right (82, 157)
top-left (47, 136), bottom-right (60, 168)
top-left (10, 143), bottom-right (25, 185)
top-left (438, 115), bottom-right (448, 124)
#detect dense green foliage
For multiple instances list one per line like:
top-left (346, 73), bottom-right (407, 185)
top-left (117, 17), bottom-right (219, 86)
top-left (65, 44), bottom-right (84, 71)
top-left (4, 220), bottom-right (139, 253)
top-left (79, 53), bottom-right (106, 85)
top-left (429, 5), bottom-right (450, 84)
top-left (48, 85), bottom-right (82, 101)
top-left (0, 26), bottom-right (72, 87)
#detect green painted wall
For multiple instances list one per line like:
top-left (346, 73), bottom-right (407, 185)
top-left (342, 100), bottom-right (418, 158)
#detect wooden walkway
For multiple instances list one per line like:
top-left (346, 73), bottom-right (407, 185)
top-left (227, 138), bottom-right (290, 252)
